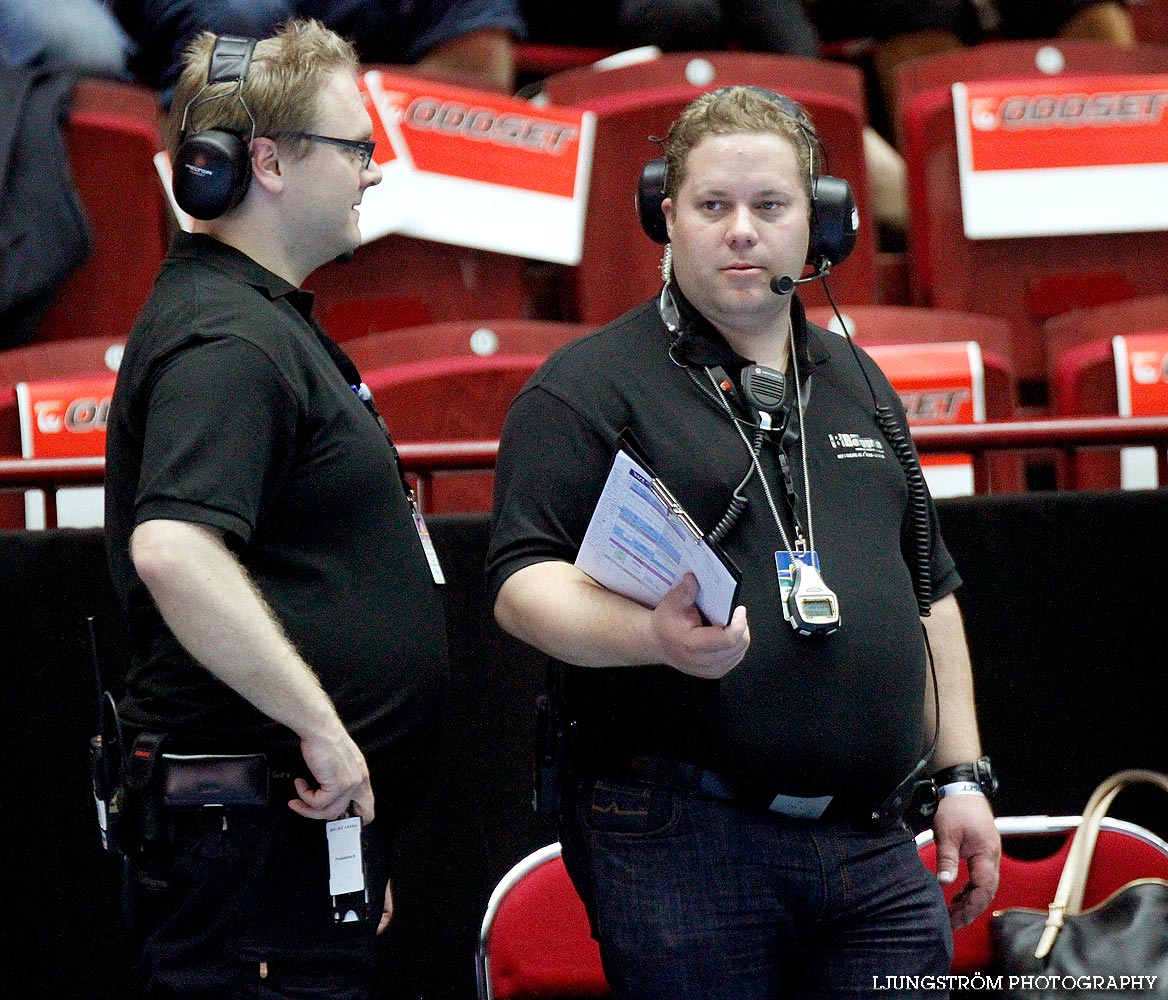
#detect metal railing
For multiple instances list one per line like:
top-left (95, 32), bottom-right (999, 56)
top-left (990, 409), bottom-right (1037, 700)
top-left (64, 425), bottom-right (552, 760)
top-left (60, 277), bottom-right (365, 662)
top-left (2, 417), bottom-right (1167, 527)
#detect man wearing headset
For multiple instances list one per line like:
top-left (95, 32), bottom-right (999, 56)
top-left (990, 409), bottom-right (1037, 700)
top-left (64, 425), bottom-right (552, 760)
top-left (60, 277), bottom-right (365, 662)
top-left (104, 20), bottom-right (447, 998)
top-left (486, 86), bottom-right (1000, 999)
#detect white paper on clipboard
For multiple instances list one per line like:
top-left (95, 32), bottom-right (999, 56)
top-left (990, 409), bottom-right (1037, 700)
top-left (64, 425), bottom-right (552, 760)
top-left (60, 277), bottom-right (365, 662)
top-left (574, 449), bottom-right (740, 627)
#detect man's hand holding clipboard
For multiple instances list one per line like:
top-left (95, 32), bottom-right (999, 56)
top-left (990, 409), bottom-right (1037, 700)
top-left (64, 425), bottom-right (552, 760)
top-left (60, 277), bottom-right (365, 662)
top-left (574, 436), bottom-right (743, 629)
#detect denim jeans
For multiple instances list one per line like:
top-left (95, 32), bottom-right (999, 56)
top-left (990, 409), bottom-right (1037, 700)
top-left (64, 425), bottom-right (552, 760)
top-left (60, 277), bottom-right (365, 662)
top-left (560, 778), bottom-right (953, 1000)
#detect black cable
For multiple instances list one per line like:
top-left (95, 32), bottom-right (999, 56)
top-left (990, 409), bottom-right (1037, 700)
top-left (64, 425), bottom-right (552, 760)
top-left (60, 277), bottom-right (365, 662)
top-left (821, 279), bottom-right (933, 616)
top-left (706, 425), bottom-right (763, 545)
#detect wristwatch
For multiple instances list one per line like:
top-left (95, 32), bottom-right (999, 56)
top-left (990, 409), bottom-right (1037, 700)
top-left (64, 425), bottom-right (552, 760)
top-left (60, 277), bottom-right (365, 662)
top-left (932, 756), bottom-right (999, 801)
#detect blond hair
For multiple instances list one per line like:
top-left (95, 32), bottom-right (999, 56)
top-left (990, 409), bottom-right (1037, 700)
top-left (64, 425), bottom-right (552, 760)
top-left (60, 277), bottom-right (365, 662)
top-left (165, 19), bottom-right (359, 160)
top-left (664, 86), bottom-right (818, 202)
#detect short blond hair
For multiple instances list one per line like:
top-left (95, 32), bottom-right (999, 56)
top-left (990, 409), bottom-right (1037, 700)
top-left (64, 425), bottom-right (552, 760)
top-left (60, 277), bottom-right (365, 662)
top-left (165, 19), bottom-right (359, 160)
top-left (664, 86), bottom-right (818, 202)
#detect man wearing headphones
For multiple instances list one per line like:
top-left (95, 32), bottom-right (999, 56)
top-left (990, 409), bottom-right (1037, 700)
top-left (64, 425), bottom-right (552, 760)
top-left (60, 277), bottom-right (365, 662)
top-left (487, 86), bottom-right (1000, 998)
top-left (104, 20), bottom-right (448, 998)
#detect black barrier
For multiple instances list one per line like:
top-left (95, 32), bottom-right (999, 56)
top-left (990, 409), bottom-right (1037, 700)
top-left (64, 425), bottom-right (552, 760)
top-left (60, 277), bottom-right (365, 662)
top-left (6, 493), bottom-right (1168, 999)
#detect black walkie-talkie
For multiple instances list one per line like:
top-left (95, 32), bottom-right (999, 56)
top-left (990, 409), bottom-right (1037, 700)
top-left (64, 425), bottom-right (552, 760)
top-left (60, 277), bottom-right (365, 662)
top-left (87, 617), bottom-right (124, 853)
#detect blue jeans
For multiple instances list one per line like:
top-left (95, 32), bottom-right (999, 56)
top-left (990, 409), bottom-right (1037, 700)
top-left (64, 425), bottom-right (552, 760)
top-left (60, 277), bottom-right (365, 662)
top-left (560, 779), bottom-right (953, 1000)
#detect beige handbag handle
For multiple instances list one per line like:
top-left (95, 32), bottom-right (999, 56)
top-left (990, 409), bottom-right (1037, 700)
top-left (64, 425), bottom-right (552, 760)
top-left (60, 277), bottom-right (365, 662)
top-left (1034, 768), bottom-right (1168, 959)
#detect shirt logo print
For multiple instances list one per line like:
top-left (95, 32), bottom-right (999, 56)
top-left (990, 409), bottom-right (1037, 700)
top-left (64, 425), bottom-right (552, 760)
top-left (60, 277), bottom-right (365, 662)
top-left (828, 431), bottom-right (886, 460)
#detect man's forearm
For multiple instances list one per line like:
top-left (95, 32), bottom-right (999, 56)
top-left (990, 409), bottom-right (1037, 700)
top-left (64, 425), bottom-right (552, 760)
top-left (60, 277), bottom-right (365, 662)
top-left (130, 518), bottom-right (345, 742)
top-left (494, 560), bottom-right (663, 668)
top-left (923, 592), bottom-right (984, 769)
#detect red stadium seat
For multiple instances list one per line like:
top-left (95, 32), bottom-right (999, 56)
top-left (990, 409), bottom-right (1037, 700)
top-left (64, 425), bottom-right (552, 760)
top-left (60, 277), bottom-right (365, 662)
top-left (917, 814), bottom-right (1168, 975)
top-left (0, 336), bottom-right (124, 528)
top-left (1044, 294), bottom-right (1168, 382)
top-left (307, 235), bottom-right (537, 343)
top-left (476, 843), bottom-right (609, 1000)
top-left (806, 304), bottom-right (1023, 492)
top-left (516, 42), bottom-right (619, 79)
top-left (38, 79), bottom-right (168, 344)
top-left (1051, 327), bottom-right (1168, 488)
top-left (804, 304), bottom-right (1015, 370)
top-left (539, 52), bottom-right (877, 325)
top-left (894, 40), bottom-right (1168, 386)
top-left (342, 319), bottom-right (590, 371)
top-left (360, 353), bottom-right (545, 512)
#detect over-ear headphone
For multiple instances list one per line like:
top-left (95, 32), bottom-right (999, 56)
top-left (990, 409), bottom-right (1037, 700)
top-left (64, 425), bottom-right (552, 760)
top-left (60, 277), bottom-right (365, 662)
top-left (635, 87), bottom-right (858, 273)
top-left (172, 35), bottom-right (258, 220)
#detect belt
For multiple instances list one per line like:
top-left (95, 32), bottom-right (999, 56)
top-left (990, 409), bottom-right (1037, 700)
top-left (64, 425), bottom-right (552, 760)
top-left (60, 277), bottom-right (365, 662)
top-left (586, 755), bottom-right (897, 826)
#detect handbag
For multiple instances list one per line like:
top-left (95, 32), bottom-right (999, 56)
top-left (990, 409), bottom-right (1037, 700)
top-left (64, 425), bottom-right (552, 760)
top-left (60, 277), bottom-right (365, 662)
top-left (990, 769), bottom-right (1168, 999)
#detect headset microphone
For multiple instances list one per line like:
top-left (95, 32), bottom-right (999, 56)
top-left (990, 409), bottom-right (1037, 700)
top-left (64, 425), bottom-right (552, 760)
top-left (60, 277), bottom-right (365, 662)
top-left (770, 263), bottom-right (830, 296)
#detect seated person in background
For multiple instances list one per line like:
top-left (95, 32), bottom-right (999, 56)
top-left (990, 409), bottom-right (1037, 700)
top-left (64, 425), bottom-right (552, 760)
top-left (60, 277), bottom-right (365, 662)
top-left (0, 0), bottom-right (133, 77)
top-left (807, 0), bottom-right (1136, 132)
top-left (113, 0), bottom-right (527, 103)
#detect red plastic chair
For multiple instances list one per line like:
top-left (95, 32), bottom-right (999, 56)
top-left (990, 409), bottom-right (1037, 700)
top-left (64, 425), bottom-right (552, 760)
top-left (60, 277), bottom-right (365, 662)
top-left (1050, 327), bottom-right (1168, 489)
top-left (0, 335), bottom-right (125, 528)
top-left (806, 304), bottom-right (1023, 491)
top-left (361, 353), bottom-right (545, 512)
top-left (805, 304), bottom-right (1015, 366)
top-left (894, 40), bottom-right (1168, 383)
top-left (342, 319), bottom-right (590, 372)
top-left (917, 814), bottom-right (1168, 975)
top-left (38, 79), bottom-right (168, 344)
top-left (476, 843), bottom-right (609, 1000)
top-left (540, 51), bottom-right (876, 326)
top-left (307, 234), bottom-right (538, 343)
top-left (1044, 294), bottom-right (1168, 382)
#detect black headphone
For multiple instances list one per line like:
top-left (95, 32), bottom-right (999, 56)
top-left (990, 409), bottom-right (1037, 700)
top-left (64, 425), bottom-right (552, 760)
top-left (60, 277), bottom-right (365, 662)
top-left (172, 35), bottom-right (258, 220)
top-left (636, 87), bottom-right (858, 274)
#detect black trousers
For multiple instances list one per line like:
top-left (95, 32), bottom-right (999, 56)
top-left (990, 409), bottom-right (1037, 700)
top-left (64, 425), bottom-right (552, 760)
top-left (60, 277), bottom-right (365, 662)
top-left (125, 803), bottom-right (389, 999)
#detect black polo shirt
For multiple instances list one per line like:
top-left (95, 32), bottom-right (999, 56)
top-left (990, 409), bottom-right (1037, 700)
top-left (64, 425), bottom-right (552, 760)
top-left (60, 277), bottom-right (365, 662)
top-left (106, 233), bottom-right (448, 825)
top-left (487, 289), bottom-right (960, 802)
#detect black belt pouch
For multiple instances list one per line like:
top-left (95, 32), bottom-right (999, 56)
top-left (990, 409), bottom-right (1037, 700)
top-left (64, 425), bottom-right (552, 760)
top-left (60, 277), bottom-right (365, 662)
top-left (161, 753), bottom-right (269, 809)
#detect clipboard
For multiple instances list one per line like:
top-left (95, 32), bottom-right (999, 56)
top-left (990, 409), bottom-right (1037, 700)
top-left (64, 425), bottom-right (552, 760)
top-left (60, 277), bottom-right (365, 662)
top-left (574, 430), bottom-right (741, 627)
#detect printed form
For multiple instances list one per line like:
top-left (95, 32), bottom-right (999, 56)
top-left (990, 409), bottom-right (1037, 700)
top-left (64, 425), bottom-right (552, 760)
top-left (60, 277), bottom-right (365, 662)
top-left (575, 449), bottom-right (740, 627)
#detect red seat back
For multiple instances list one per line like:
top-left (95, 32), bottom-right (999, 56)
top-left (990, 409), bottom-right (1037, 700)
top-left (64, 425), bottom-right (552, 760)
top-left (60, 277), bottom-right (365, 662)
top-left (361, 353), bottom-right (545, 511)
top-left (343, 319), bottom-right (590, 372)
top-left (478, 845), bottom-right (609, 1000)
top-left (39, 79), bottom-right (168, 344)
top-left (308, 235), bottom-right (536, 343)
top-left (895, 40), bottom-right (1168, 383)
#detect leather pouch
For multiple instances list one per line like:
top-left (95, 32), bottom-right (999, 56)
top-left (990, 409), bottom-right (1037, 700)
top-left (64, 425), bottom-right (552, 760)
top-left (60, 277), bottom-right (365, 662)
top-left (161, 753), bottom-right (269, 809)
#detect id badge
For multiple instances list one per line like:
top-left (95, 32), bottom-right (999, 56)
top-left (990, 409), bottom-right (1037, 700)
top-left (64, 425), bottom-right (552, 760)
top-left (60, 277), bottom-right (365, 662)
top-left (326, 816), bottom-right (368, 923)
top-left (412, 508), bottom-right (446, 585)
top-left (774, 550), bottom-right (821, 621)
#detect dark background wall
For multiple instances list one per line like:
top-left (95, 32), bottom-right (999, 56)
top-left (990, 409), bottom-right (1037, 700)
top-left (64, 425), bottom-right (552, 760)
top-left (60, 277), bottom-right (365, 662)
top-left (5, 490), bottom-right (1167, 999)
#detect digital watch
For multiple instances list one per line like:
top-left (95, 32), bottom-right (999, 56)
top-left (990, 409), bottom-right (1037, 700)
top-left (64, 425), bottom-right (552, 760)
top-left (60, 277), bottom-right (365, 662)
top-left (932, 756), bottom-right (999, 801)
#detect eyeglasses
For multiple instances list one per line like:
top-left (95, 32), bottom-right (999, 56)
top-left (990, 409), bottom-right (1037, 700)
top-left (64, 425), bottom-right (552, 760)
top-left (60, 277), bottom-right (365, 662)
top-left (288, 131), bottom-right (376, 170)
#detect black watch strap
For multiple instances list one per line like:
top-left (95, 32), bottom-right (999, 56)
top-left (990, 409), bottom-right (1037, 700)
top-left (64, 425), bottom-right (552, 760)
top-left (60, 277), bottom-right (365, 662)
top-left (932, 756), bottom-right (998, 799)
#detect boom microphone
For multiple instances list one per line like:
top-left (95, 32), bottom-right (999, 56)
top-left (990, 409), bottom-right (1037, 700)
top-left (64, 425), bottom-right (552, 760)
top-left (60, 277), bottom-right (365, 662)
top-left (770, 261), bottom-right (831, 295)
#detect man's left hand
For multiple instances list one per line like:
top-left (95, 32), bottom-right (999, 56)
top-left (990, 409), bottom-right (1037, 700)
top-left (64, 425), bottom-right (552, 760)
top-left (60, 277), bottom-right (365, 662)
top-left (932, 793), bottom-right (1001, 929)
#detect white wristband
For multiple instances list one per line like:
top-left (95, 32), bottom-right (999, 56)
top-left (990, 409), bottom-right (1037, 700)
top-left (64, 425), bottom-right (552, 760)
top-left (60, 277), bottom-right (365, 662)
top-left (937, 780), bottom-right (985, 799)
